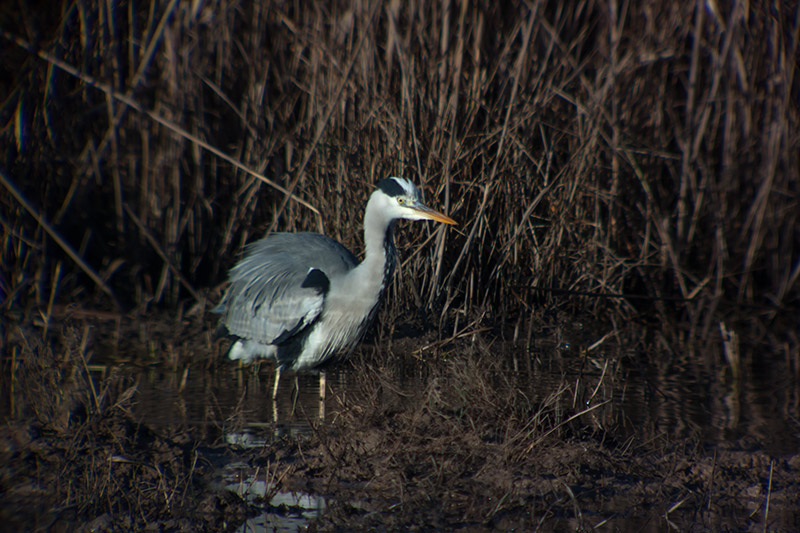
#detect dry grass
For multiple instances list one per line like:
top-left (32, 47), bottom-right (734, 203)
top-left (269, 333), bottom-right (800, 530)
top-left (1, 1), bottom-right (798, 346)
top-left (2, 316), bottom-right (798, 529)
top-left (0, 324), bottom-right (247, 530)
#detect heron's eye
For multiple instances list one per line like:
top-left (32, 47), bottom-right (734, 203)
top-left (397, 198), bottom-right (405, 205)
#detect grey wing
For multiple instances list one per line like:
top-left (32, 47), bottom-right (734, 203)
top-left (214, 233), bottom-right (358, 345)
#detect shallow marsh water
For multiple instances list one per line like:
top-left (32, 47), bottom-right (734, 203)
top-left (129, 343), bottom-right (800, 451)
top-left (3, 313), bottom-right (798, 530)
top-left (122, 338), bottom-right (800, 531)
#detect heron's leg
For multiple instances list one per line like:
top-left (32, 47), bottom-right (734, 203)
top-left (272, 366), bottom-right (281, 424)
top-left (319, 371), bottom-right (327, 420)
top-left (272, 366), bottom-right (281, 399)
top-left (290, 374), bottom-right (300, 415)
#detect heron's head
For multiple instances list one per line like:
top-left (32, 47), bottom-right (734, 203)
top-left (374, 177), bottom-right (457, 225)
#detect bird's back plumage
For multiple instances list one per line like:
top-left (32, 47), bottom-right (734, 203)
top-left (213, 233), bottom-right (358, 355)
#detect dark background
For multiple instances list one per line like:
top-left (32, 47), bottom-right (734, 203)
top-left (2, 0), bottom-right (798, 344)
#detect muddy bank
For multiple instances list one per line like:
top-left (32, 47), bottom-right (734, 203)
top-left (2, 317), bottom-right (799, 531)
top-left (0, 326), bottom-right (248, 532)
top-left (262, 351), bottom-right (800, 531)
top-left (286, 407), bottom-right (798, 530)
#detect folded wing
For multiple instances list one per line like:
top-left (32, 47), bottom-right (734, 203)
top-left (214, 233), bottom-right (359, 346)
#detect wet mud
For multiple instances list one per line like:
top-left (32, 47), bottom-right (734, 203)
top-left (1, 314), bottom-right (799, 531)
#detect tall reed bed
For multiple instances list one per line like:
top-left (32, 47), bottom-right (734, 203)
top-left (2, 1), bottom-right (798, 341)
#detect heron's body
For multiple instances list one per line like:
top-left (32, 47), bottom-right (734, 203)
top-left (213, 177), bottom-right (455, 373)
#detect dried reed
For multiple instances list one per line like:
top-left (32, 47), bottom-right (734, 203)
top-left (1, 1), bottom-right (797, 345)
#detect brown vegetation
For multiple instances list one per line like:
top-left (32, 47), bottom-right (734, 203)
top-left (2, 320), bottom-right (799, 530)
top-left (2, 0), bottom-right (798, 341)
top-left (0, 325), bottom-right (247, 531)
top-left (1, 0), bottom-right (799, 530)
top-left (286, 346), bottom-right (800, 530)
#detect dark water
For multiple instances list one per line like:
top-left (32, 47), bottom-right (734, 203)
top-left (123, 340), bottom-right (800, 531)
top-left (126, 368), bottom-right (336, 532)
top-left (129, 352), bottom-right (799, 454)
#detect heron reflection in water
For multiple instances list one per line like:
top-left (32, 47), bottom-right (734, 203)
top-left (213, 177), bottom-right (456, 415)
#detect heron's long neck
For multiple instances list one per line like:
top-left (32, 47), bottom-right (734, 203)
top-left (346, 196), bottom-right (397, 312)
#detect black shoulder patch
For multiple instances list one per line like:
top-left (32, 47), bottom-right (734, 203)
top-left (273, 317), bottom-right (306, 345)
top-left (378, 177), bottom-right (406, 197)
top-left (301, 268), bottom-right (330, 294)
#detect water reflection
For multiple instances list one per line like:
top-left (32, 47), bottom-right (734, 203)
top-left (131, 366), bottom-right (342, 441)
top-left (118, 338), bottom-right (800, 529)
top-left (128, 341), bottom-right (799, 456)
top-left (221, 460), bottom-right (326, 533)
top-left (631, 355), bottom-right (800, 456)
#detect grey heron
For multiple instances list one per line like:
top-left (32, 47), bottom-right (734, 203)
top-left (213, 177), bottom-right (456, 400)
